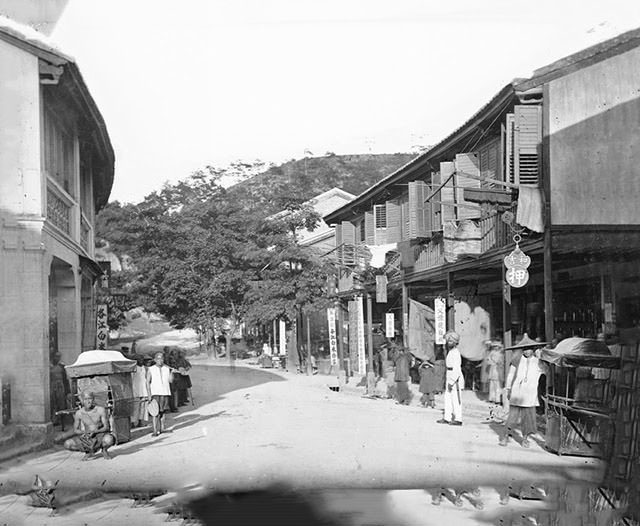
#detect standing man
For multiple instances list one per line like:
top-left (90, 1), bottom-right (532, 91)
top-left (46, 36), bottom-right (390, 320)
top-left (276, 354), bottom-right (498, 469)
top-left (438, 331), bottom-right (464, 426)
top-left (499, 335), bottom-right (547, 448)
top-left (64, 391), bottom-right (114, 460)
top-left (147, 351), bottom-right (173, 437)
top-left (49, 352), bottom-right (70, 426)
top-left (393, 343), bottom-right (413, 405)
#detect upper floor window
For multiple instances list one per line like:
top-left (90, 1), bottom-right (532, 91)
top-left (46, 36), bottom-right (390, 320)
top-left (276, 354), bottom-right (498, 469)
top-left (43, 106), bottom-right (76, 198)
top-left (374, 204), bottom-right (387, 229)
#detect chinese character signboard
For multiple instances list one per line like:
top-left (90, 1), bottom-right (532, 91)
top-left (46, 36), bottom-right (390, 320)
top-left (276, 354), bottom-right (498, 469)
top-left (98, 261), bottom-right (111, 290)
top-left (434, 297), bottom-right (446, 344)
top-left (385, 312), bottom-right (395, 338)
top-left (504, 244), bottom-right (531, 288)
top-left (356, 297), bottom-right (366, 374)
top-left (96, 304), bottom-right (109, 350)
top-left (376, 275), bottom-right (387, 303)
top-left (327, 308), bottom-right (339, 366)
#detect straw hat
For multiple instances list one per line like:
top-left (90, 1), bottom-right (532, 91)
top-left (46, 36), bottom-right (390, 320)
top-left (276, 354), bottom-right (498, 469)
top-left (505, 333), bottom-right (547, 350)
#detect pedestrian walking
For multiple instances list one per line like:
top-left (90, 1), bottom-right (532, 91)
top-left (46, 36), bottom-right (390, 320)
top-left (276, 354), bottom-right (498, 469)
top-left (392, 343), bottom-right (413, 405)
top-left (437, 331), bottom-right (464, 426)
top-left (499, 334), bottom-right (547, 448)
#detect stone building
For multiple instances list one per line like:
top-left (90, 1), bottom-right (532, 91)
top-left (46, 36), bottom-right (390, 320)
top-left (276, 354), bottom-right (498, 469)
top-left (0, 12), bottom-right (114, 431)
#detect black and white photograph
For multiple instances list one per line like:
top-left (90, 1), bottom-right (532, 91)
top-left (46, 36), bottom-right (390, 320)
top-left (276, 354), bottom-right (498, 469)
top-left (1, 1), bottom-right (640, 524)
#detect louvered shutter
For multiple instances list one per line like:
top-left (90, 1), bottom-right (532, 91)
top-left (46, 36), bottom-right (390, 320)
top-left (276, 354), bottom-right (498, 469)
top-left (374, 204), bottom-right (387, 244)
top-left (454, 153), bottom-right (481, 220)
top-left (430, 172), bottom-right (442, 232)
top-left (364, 210), bottom-right (374, 244)
top-left (514, 105), bottom-right (542, 186)
top-left (505, 113), bottom-right (515, 184)
top-left (408, 180), bottom-right (431, 238)
top-left (341, 220), bottom-right (356, 265)
top-left (386, 199), bottom-right (402, 242)
top-left (478, 138), bottom-right (499, 188)
top-left (401, 197), bottom-right (410, 240)
top-left (335, 223), bottom-right (343, 248)
top-left (341, 220), bottom-right (356, 244)
top-left (440, 162), bottom-right (456, 223)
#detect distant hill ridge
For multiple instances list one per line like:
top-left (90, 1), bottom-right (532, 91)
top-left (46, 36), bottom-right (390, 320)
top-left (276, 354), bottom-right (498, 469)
top-left (235, 152), bottom-right (416, 205)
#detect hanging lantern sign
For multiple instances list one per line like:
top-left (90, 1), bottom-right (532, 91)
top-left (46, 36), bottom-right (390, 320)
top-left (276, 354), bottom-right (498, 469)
top-left (504, 235), bottom-right (531, 288)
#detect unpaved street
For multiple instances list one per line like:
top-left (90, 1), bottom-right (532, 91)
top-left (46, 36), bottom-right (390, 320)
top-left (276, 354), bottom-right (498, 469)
top-left (0, 361), bottom-right (603, 524)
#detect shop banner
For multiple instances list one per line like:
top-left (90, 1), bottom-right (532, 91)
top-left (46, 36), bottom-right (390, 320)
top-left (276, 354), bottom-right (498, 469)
top-left (434, 297), bottom-right (446, 345)
top-left (96, 304), bottom-right (109, 350)
top-left (376, 275), bottom-right (388, 303)
top-left (279, 319), bottom-right (286, 356)
top-left (327, 308), bottom-right (338, 366)
top-left (385, 312), bottom-right (395, 338)
top-left (408, 299), bottom-right (435, 361)
top-left (356, 297), bottom-right (366, 374)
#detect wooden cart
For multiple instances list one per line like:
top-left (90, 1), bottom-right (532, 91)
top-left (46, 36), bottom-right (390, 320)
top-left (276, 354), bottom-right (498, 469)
top-left (541, 337), bottom-right (621, 457)
top-left (65, 350), bottom-right (136, 444)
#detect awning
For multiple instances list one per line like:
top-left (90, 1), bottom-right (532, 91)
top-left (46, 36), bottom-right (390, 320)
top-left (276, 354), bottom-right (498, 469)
top-left (66, 350), bottom-right (136, 378)
top-left (540, 337), bottom-right (620, 369)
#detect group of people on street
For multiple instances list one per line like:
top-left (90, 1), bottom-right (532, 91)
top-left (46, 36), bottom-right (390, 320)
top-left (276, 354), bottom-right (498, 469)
top-left (384, 330), bottom-right (548, 447)
top-left (63, 346), bottom-right (193, 459)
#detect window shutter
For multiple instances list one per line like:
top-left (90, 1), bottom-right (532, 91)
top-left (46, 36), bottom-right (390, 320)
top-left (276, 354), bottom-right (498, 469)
top-left (408, 180), bottom-right (431, 238)
top-left (478, 138), bottom-right (499, 189)
top-left (430, 172), bottom-right (442, 232)
top-left (505, 113), bottom-right (515, 184)
top-left (439, 162), bottom-right (456, 224)
top-left (386, 199), bottom-right (402, 242)
top-left (335, 223), bottom-right (343, 248)
top-left (454, 153), bottom-right (481, 220)
top-left (401, 197), bottom-right (410, 240)
top-left (373, 204), bottom-right (387, 244)
top-left (341, 220), bottom-right (356, 245)
top-left (514, 105), bottom-right (542, 186)
top-left (364, 211), bottom-right (374, 245)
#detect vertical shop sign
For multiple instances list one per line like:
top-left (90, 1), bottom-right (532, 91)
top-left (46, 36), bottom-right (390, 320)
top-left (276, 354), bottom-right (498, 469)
top-left (96, 304), bottom-right (109, 350)
top-left (385, 312), bottom-right (395, 338)
top-left (356, 297), bottom-right (366, 374)
top-left (376, 275), bottom-right (388, 303)
top-left (434, 297), bottom-right (446, 344)
top-left (327, 308), bottom-right (338, 366)
top-left (279, 319), bottom-right (286, 355)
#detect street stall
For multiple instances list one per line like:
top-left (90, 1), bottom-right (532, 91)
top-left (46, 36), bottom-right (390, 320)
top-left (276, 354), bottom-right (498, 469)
top-left (541, 337), bottom-right (621, 457)
top-left (64, 350), bottom-right (136, 444)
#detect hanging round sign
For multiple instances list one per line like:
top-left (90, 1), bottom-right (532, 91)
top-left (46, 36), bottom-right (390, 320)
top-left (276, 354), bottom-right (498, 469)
top-left (504, 235), bottom-right (531, 288)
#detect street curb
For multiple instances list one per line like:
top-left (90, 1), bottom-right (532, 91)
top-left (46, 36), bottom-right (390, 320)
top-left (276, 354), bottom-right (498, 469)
top-left (0, 429), bottom-right (74, 465)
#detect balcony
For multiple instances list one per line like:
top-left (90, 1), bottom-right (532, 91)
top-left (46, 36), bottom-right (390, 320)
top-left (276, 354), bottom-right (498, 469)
top-left (46, 178), bottom-right (73, 235)
top-left (479, 210), bottom-right (517, 252)
top-left (46, 177), bottom-right (95, 257)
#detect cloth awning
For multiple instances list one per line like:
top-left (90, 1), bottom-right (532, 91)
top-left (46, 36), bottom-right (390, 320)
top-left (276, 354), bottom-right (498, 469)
top-left (66, 350), bottom-right (137, 378)
top-left (540, 337), bottom-right (621, 369)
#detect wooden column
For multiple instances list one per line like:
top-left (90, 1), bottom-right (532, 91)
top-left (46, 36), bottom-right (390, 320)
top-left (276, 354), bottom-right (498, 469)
top-left (402, 283), bottom-right (409, 346)
top-left (447, 272), bottom-right (455, 331)
top-left (542, 84), bottom-right (554, 342)
top-left (366, 292), bottom-right (375, 395)
top-left (502, 265), bottom-right (513, 378)
top-left (337, 300), bottom-right (345, 371)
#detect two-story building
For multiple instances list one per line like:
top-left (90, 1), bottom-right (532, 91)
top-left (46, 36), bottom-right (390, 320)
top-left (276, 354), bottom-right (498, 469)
top-left (324, 27), bottom-right (640, 365)
top-left (0, 16), bottom-right (114, 431)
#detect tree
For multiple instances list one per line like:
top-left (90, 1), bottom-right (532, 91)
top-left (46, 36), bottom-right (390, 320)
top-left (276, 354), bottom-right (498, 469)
top-left (96, 162), bottom-right (332, 361)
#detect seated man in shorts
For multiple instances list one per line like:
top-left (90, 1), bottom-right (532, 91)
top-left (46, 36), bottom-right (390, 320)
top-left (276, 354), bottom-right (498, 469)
top-left (64, 391), bottom-right (114, 460)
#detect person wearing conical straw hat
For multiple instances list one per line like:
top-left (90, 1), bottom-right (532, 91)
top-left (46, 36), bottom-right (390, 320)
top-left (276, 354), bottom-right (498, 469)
top-left (437, 331), bottom-right (464, 426)
top-left (499, 334), bottom-right (548, 448)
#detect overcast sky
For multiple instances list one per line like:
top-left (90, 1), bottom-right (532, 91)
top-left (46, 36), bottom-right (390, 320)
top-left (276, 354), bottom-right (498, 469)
top-left (50, 0), bottom-right (640, 204)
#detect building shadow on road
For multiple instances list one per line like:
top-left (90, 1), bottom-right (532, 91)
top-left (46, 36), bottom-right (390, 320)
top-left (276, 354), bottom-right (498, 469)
top-left (189, 364), bottom-right (286, 408)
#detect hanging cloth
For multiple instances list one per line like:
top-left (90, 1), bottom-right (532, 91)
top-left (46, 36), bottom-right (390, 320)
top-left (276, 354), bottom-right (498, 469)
top-left (516, 187), bottom-right (544, 233)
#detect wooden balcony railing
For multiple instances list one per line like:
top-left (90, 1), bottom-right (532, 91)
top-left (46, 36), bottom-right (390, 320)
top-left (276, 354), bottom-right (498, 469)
top-left (414, 240), bottom-right (445, 272)
top-left (46, 179), bottom-right (73, 235)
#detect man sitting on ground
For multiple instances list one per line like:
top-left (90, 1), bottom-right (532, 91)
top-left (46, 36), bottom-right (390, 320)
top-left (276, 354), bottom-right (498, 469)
top-left (64, 391), bottom-right (114, 460)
